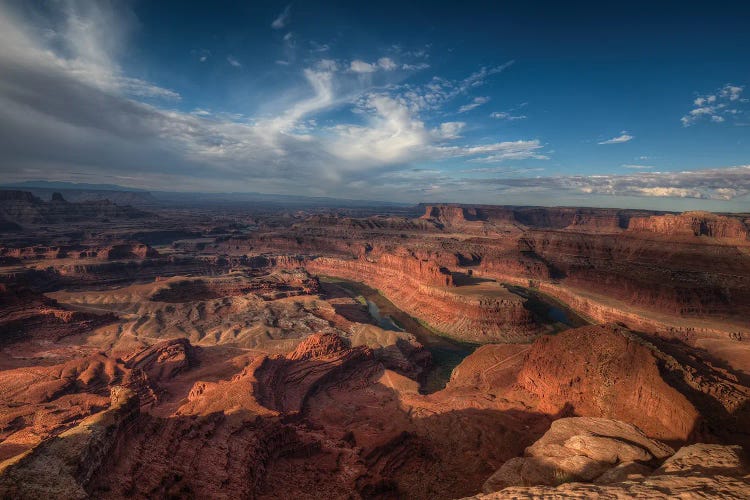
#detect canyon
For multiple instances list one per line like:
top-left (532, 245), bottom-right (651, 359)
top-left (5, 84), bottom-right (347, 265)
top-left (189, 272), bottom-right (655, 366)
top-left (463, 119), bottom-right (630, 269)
top-left (0, 191), bottom-right (748, 498)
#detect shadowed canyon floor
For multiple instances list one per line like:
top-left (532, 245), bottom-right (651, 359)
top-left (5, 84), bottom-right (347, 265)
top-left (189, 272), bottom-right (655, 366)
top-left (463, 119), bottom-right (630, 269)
top-left (0, 192), bottom-right (749, 498)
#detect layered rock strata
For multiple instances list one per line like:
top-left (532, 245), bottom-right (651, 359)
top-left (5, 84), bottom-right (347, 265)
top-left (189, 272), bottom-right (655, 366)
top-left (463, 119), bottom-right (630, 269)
top-left (306, 251), bottom-right (541, 342)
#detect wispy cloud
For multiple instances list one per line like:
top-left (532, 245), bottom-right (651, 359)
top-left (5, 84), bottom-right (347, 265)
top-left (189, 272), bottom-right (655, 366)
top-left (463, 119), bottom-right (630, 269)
top-left (349, 57), bottom-right (398, 73)
top-left (458, 96), bottom-right (490, 113)
top-left (191, 48), bottom-right (210, 63)
top-left (271, 5), bottom-right (291, 30)
top-left (377, 57), bottom-right (397, 71)
top-left (490, 111), bottom-right (526, 121)
top-left (434, 121), bottom-right (465, 140)
top-left (598, 131), bottom-right (634, 145)
top-left (401, 62), bottom-right (430, 70)
top-left (458, 140), bottom-right (548, 162)
top-left (0, 2), bottom-right (540, 199)
top-left (681, 84), bottom-right (747, 126)
top-left (349, 59), bottom-right (377, 73)
top-left (393, 61), bottom-right (514, 114)
top-left (310, 41), bottom-right (330, 53)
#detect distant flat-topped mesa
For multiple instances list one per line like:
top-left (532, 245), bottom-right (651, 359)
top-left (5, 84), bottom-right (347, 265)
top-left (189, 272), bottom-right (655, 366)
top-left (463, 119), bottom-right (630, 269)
top-left (0, 190), bottom-right (151, 227)
top-left (419, 203), bottom-right (660, 232)
top-left (627, 211), bottom-right (749, 240)
top-left (419, 203), bottom-right (749, 239)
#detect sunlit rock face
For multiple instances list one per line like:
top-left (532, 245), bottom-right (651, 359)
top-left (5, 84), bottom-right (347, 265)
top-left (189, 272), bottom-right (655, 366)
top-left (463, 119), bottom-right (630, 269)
top-left (473, 418), bottom-right (750, 499)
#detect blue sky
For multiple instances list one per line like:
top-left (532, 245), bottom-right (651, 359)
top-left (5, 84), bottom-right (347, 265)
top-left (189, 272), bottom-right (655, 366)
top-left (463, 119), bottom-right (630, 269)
top-left (1, 0), bottom-right (749, 210)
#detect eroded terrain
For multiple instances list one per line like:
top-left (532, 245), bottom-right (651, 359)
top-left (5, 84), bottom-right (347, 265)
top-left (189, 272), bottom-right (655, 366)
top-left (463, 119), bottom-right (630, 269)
top-left (0, 190), bottom-right (749, 498)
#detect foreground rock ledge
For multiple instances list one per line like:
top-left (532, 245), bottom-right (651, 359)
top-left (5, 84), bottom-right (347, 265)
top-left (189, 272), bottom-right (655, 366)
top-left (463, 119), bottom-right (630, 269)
top-left (0, 387), bottom-right (139, 499)
top-left (470, 417), bottom-right (750, 499)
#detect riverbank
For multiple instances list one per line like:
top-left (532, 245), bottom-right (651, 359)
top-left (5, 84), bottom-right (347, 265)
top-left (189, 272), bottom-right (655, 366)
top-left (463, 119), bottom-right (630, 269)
top-left (319, 276), bottom-right (477, 393)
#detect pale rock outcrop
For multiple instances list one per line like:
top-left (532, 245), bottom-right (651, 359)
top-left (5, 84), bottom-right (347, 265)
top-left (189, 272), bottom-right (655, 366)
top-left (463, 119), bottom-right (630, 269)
top-left (475, 418), bottom-right (750, 499)
top-left (481, 417), bottom-right (672, 492)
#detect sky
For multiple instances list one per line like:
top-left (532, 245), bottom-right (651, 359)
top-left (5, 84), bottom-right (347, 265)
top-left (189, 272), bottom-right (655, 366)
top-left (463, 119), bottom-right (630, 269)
top-left (1, 0), bottom-right (749, 211)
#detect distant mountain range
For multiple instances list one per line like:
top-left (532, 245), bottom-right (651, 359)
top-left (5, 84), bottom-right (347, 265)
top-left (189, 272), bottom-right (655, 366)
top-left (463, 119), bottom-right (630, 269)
top-left (4, 181), bottom-right (150, 192)
top-left (1, 181), bottom-right (408, 209)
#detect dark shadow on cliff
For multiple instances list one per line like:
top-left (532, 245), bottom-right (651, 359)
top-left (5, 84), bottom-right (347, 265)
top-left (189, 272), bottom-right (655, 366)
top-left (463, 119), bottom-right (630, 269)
top-left (632, 331), bottom-right (750, 451)
top-left (450, 271), bottom-right (494, 286)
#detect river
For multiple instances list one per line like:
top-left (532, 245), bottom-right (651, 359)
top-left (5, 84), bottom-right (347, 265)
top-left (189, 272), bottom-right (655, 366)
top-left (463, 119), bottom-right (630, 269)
top-left (318, 275), bottom-right (589, 394)
top-left (319, 277), bottom-right (477, 394)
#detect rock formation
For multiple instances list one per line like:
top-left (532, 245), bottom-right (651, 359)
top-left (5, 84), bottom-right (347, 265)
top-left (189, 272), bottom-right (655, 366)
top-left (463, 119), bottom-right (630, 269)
top-left (0, 387), bottom-right (139, 499)
top-left (628, 211), bottom-right (749, 240)
top-left (0, 190), bottom-right (150, 227)
top-left (306, 250), bottom-right (541, 342)
top-left (481, 417), bottom-right (674, 491)
top-left (0, 284), bottom-right (116, 345)
top-left (449, 324), bottom-right (750, 447)
top-left (473, 417), bottom-right (750, 499)
top-left (1, 200), bottom-right (749, 499)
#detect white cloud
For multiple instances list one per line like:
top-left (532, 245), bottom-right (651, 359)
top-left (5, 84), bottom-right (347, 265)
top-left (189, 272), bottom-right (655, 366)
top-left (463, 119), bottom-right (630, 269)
top-left (378, 57), bottom-right (397, 71)
top-left (0, 1), bottom-right (180, 102)
top-left (598, 131), bottom-right (634, 144)
top-left (630, 187), bottom-right (704, 198)
top-left (682, 84), bottom-right (746, 126)
top-left (694, 95), bottom-right (716, 106)
top-left (271, 5), bottom-right (291, 29)
top-left (490, 111), bottom-right (526, 121)
top-left (0, 2), bottom-right (545, 200)
top-left (720, 85), bottom-right (743, 101)
top-left (349, 59), bottom-right (377, 73)
top-left (422, 140), bottom-right (549, 164)
top-left (401, 62), bottom-right (430, 70)
top-left (227, 55), bottom-right (241, 67)
top-left (458, 96), bottom-right (490, 113)
top-left (489, 165), bottom-right (750, 200)
top-left (459, 140), bottom-right (549, 162)
top-left (434, 121), bottom-right (465, 140)
top-left (397, 61), bottom-right (513, 114)
top-left (325, 94), bottom-right (430, 166)
top-left (349, 57), bottom-right (398, 73)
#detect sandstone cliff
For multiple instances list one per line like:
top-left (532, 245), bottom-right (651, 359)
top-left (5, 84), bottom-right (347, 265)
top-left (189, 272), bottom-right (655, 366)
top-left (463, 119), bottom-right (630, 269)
top-left (628, 211), bottom-right (749, 240)
top-left (448, 324), bottom-right (750, 447)
top-left (306, 250), bottom-right (542, 342)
